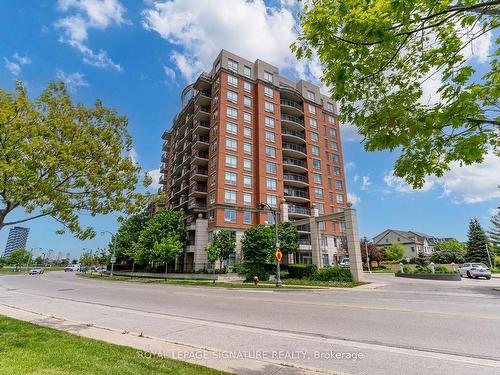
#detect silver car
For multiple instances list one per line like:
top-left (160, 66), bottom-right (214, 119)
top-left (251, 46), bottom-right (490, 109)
top-left (459, 263), bottom-right (491, 279)
top-left (29, 267), bottom-right (44, 275)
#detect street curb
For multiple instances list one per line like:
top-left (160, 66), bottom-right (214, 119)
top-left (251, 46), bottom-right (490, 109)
top-left (0, 304), bottom-right (343, 375)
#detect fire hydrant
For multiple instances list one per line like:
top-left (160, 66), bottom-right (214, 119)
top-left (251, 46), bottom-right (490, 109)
top-left (253, 276), bottom-right (259, 286)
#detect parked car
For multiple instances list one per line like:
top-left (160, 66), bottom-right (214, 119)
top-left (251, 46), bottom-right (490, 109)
top-left (339, 258), bottom-right (350, 268)
top-left (29, 267), bottom-right (44, 275)
top-left (80, 266), bottom-right (88, 273)
top-left (459, 263), bottom-right (491, 279)
top-left (64, 265), bottom-right (80, 272)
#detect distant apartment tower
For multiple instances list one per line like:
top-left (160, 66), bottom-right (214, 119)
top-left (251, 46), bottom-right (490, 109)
top-left (3, 226), bottom-right (30, 258)
top-left (160, 50), bottom-right (348, 271)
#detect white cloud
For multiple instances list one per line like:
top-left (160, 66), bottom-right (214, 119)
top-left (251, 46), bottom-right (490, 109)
top-left (458, 23), bottom-right (492, 63)
top-left (147, 168), bottom-right (162, 191)
top-left (56, 70), bottom-right (88, 91)
top-left (353, 174), bottom-right (359, 183)
top-left (384, 151), bottom-right (500, 203)
top-left (142, 0), bottom-right (301, 81)
top-left (340, 123), bottom-right (362, 142)
top-left (361, 176), bottom-right (372, 191)
top-left (128, 147), bottom-right (139, 165)
top-left (163, 65), bottom-right (176, 80)
top-left (347, 192), bottom-right (360, 205)
top-left (3, 53), bottom-right (31, 76)
top-left (55, 0), bottom-right (127, 71)
top-left (345, 162), bottom-right (355, 170)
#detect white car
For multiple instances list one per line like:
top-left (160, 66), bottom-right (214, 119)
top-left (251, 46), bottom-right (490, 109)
top-left (339, 258), bottom-right (350, 268)
top-left (459, 263), bottom-right (491, 279)
top-left (29, 267), bottom-right (44, 275)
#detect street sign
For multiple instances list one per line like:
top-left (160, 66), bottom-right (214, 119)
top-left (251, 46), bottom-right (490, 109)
top-left (275, 249), bottom-right (282, 262)
top-left (110, 256), bottom-right (116, 264)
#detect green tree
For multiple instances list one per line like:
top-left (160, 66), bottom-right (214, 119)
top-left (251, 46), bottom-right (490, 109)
top-left (487, 208), bottom-right (500, 255)
top-left (0, 257), bottom-right (5, 269)
top-left (7, 248), bottom-right (30, 265)
top-left (466, 218), bottom-right (491, 264)
top-left (33, 256), bottom-right (44, 265)
top-left (278, 222), bottom-right (299, 255)
top-left (384, 242), bottom-right (405, 260)
top-left (434, 239), bottom-right (467, 253)
top-left (80, 251), bottom-right (93, 266)
top-left (136, 209), bottom-right (185, 277)
top-left (205, 241), bottom-right (220, 283)
top-left (112, 212), bottom-right (150, 270)
top-left (241, 224), bottom-right (275, 264)
top-left (293, 1), bottom-right (499, 188)
top-left (0, 81), bottom-right (150, 239)
top-left (212, 229), bottom-right (236, 268)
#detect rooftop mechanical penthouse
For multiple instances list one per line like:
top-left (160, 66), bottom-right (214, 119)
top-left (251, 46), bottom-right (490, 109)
top-left (159, 50), bottom-right (349, 272)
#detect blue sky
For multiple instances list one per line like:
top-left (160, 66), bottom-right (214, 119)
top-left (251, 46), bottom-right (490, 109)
top-left (1, 0), bottom-right (498, 259)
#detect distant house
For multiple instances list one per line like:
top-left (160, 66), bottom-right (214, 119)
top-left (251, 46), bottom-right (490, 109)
top-left (372, 229), bottom-right (453, 259)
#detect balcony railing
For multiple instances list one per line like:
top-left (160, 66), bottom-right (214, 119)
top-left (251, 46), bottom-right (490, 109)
top-left (283, 173), bottom-right (308, 183)
top-left (281, 114), bottom-right (304, 126)
top-left (281, 128), bottom-right (305, 139)
top-left (194, 105), bottom-right (211, 114)
top-left (280, 99), bottom-right (303, 111)
top-left (284, 188), bottom-right (309, 199)
top-left (282, 157), bottom-right (307, 168)
top-left (282, 142), bottom-right (306, 154)
top-left (289, 205), bottom-right (311, 215)
top-left (193, 135), bottom-right (209, 143)
top-left (194, 120), bottom-right (210, 129)
top-left (190, 167), bottom-right (208, 177)
top-left (189, 184), bottom-right (207, 194)
top-left (298, 239), bottom-right (311, 246)
top-left (193, 150), bottom-right (208, 159)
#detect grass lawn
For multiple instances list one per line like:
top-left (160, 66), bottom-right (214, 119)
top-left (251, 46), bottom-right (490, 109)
top-left (77, 273), bottom-right (363, 288)
top-left (0, 315), bottom-right (228, 375)
top-left (0, 266), bottom-right (65, 275)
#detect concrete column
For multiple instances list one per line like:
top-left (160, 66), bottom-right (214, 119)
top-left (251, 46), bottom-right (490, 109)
top-left (235, 230), bottom-right (244, 263)
top-left (281, 201), bottom-right (289, 222)
top-left (344, 204), bottom-right (364, 282)
top-left (309, 217), bottom-right (322, 268)
top-left (193, 217), bottom-right (209, 271)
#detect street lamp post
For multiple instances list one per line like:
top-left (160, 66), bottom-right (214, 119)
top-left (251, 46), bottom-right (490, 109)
top-left (259, 202), bottom-right (282, 287)
top-left (363, 237), bottom-right (372, 274)
top-left (101, 231), bottom-right (116, 277)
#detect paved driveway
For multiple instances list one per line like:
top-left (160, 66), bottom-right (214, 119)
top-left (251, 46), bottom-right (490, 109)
top-left (1, 272), bottom-right (499, 375)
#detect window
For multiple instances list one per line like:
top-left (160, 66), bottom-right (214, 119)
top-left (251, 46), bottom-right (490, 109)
top-left (227, 90), bottom-right (238, 103)
top-left (228, 58), bottom-right (238, 72)
top-left (267, 194), bottom-right (277, 207)
top-left (243, 210), bottom-right (252, 224)
top-left (265, 146), bottom-right (276, 158)
top-left (243, 112), bottom-right (252, 123)
top-left (334, 167), bottom-right (341, 176)
top-left (330, 141), bottom-right (338, 151)
top-left (210, 156), bottom-right (217, 169)
top-left (330, 128), bottom-right (337, 138)
top-left (335, 180), bottom-right (343, 190)
top-left (327, 102), bottom-right (334, 112)
top-left (307, 90), bottom-right (315, 100)
top-left (311, 145), bottom-right (320, 156)
top-left (209, 191), bottom-right (215, 204)
top-left (215, 60), bottom-right (221, 72)
top-left (243, 158), bottom-right (252, 171)
top-left (266, 178), bottom-right (277, 191)
top-left (227, 107), bottom-right (238, 118)
top-left (243, 175), bottom-right (252, 188)
top-left (226, 138), bottom-right (238, 151)
top-left (243, 66), bottom-right (251, 78)
top-left (266, 161), bottom-right (276, 174)
top-left (313, 173), bottom-right (322, 184)
top-left (243, 192), bottom-right (252, 205)
top-left (264, 71), bottom-right (273, 82)
top-left (314, 188), bottom-right (324, 199)
top-left (243, 142), bottom-right (252, 154)
top-left (336, 193), bottom-right (344, 204)
top-left (211, 140), bottom-right (217, 152)
top-left (264, 101), bottom-right (274, 113)
top-left (243, 127), bottom-right (252, 138)
top-left (332, 154), bottom-right (340, 164)
top-left (310, 118), bottom-right (317, 129)
top-left (227, 74), bottom-right (238, 87)
top-left (328, 115), bottom-right (335, 124)
top-left (265, 116), bottom-right (275, 128)
top-left (265, 131), bottom-right (275, 142)
top-left (226, 154), bottom-right (237, 168)
top-left (225, 190), bottom-right (237, 204)
top-left (210, 173), bottom-right (216, 186)
top-left (243, 81), bottom-right (251, 92)
top-left (226, 122), bottom-right (237, 135)
top-left (267, 212), bottom-right (275, 224)
top-left (225, 172), bottom-right (237, 186)
top-left (308, 104), bottom-right (316, 114)
top-left (328, 178), bottom-right (332, 189)
top-left (212, 124), bottom-right (218, 136)
top-left (313, 159), bottom-right (321, 169)
top-left (224, 209), bottom-right (236, 223)
top-left (264, 87), bottom-right (273, 97)
top-left (244, 96), bottom-right (251, 107)
top-left (213, 109), bottom-right (218, 120)
top-left (340, 221), bottom-right (346, 232)
top-left (326, 165), bottom-right (330, 174)
top-left (316, 203), bottom-right (324, 214)
top-left (311, 132), bottom-right (319, 142)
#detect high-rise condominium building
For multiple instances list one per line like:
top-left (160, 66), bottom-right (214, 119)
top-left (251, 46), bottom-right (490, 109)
top-left (3, 226), bottom-right (30, 258)
top-left (160, 50), bottom-right (348, 271)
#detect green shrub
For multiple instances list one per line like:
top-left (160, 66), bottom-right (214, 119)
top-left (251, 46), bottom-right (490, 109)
top-left (409, 257), bottom-right (419, 264)
top-left (244, 264), bottom-right (270, 282)
top-left (310, 266), bottom-right (353, 282)
top-left (402, 266), bottom-right (411, 273)
top-left (287, 264), bottom-right (318, 279)
top-left (232, 263), bottom-right (248, 275)
top-left (433, 266), bottom-right (450, 273)
top-left (491, 267), bottom-right (500, 273)
top-left (430, 250), bottom-right (465, 264)
top-left (414, 266), bottom-right (432, 273)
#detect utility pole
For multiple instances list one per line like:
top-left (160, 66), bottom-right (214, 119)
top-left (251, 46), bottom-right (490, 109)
top-left (364, 237), bottom-right (372, 274)
top-left (259, 202), bottom-right (281, 287)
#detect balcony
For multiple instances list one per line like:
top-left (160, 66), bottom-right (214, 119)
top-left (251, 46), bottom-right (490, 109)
top-left (190, 166), bottom-right (208, 181)
top-left (187, 199), bottom-right (207, 211)
top-left (192, 135), bottom-right (209, 150)
top-left (193, 105), bottom-right (211, 122)
top-left (281, 127), bottom-right (305, 145)
top-left (281, 114), bottom-right (304, 131)
top-left (162, 130), bottom-right (170, 140)
top-left (288, 205), bottom-right (311, 218)
top-left (282, 157), bottom-right (308, 173)
top-left (298, 238), bottom-right (312, 250)
top-left (193, 120), bottom-right (210, 136)
top-left (160, 163), bottom-right (168, 173)
top-left (194, 89), bottom-right (211, 106)
top-left (280, 98), bottom-right (304, 117)
top-left (283, 173), bottom-right (309, 188)
top-left (282, 142), bottom-right (307, 158)
top-left (161, 153), bottom-right (168, 162)
top-left (192, 150), bottom-right (209, 165)
top-left (284, 187), bottom-right (309, 203)
top-left (189, 183), bottom-right (208, 197)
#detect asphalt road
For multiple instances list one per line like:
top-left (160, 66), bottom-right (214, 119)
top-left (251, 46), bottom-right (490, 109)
top-left (1, 272), bottom-right (499, 375)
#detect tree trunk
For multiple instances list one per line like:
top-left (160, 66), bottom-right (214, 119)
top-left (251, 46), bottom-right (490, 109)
top-left (165, 261), bottom-right (168, 281)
